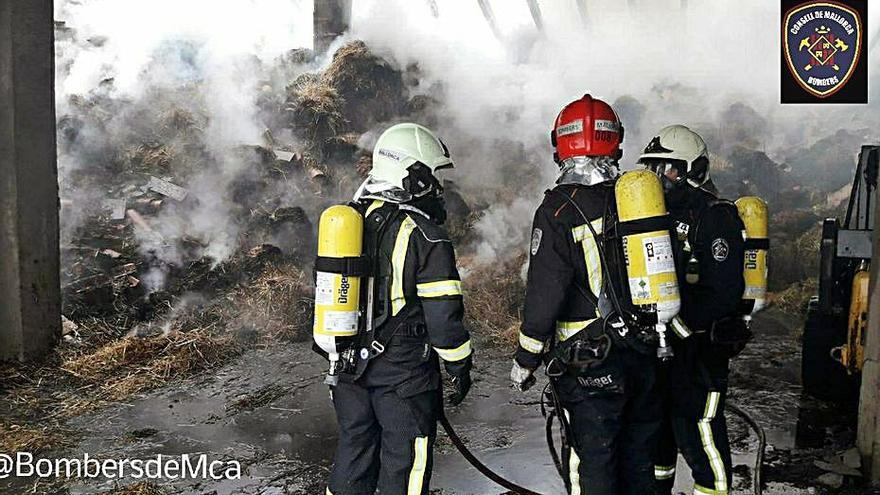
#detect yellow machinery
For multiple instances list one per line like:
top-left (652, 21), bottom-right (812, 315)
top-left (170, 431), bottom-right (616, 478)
top-left (615, 170), bottom-right (681, 359)
top-left (313, 205), bottom-right (364, 385)
top-left (832, 261), bottom-right (870, 375)
top-left (803, 145), bottom-right (877, 402)
top-left (736, 197), bottom-right (769, 325)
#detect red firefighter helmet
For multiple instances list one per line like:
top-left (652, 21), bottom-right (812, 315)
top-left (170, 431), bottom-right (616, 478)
top-left (550, 94), bottom-right (624, 164)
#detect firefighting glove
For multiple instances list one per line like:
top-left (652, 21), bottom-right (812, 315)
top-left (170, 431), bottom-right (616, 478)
top-left (445, 356), bottom-right (472, 406)
top-left (510, 359), bottom-right (537, 392)
top-left (709, 316), bottom-right (753, 359)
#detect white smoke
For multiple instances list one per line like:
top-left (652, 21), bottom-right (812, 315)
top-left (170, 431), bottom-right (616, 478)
top-left (55, 0), bottom-right (313, 100)
top-left (473, 197), bottom-right (538, 264)
top-left (350, 0), bottom-right (880, 259)
top-left (55, 0), bottom-right (880, 278)
top-left (55, 0), bottom-right (316, 289)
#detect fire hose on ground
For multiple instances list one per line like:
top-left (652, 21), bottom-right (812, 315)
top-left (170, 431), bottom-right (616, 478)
top-left (727, 402), bottom-right (766, 495)
top-left (442, 397), bottom-right (766, 495)
top-left (439, 413), bottom-right (545, 495)
top-left (542, 393), bottom-right (767, 495)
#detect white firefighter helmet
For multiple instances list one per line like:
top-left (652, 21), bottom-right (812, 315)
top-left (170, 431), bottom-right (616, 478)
top-left (356, 123), bottom-right (453, 202)
top-left (638, 124), bottom-right (710, 188)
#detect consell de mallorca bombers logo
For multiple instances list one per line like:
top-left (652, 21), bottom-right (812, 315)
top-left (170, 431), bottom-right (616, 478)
top-left (782, 1), bottom-right (865, 101)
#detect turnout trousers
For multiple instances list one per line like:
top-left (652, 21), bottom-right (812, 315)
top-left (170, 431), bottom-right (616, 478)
top-left (655, 338), bottom-right (732, 495)
top-left (327, 379), bottom-right (440, 495)
top-left (557, 347), bottom-right (661, 495)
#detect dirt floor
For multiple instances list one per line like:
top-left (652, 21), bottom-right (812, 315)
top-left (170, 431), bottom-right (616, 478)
top-left (1, 308), bottom-right (878, 495)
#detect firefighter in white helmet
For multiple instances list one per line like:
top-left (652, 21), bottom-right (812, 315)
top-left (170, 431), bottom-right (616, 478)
top-left (639, 125), bottom-right (749, 495)
top-left (324, 123), bottom-right (472, 495)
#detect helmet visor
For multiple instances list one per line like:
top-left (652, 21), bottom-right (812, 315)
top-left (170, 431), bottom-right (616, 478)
top-left (432, 164), bottom-right (452, 189)
top-left (642, 159), bottom-right (687, 184)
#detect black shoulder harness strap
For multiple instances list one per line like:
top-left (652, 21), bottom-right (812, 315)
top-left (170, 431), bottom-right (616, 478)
top-left (363, 204), bottom-right (400, 334)
top-left (545, 187), bottom-right (625, 320)
top-left (353, 205), bottom-right (426, 370)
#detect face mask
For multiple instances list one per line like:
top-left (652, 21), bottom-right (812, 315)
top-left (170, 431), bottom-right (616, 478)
top-left (663, 179), bottom-right (689, 209)
top-left (643, 160), bottom-right (687, 208)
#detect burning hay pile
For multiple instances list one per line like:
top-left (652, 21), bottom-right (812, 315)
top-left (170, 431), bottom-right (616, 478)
top-left (322, 40), bottom-right (407, 132)
top-left (49, 32), bottom-right (492, 378)
top-left (62, 330), bottom-right (240, 400)
top-left (1, 37), bottom-right (467, 466)
top-left (55, 38), bottom-right (423, 355)
top-left (461, 255), bottom-right (527, 349)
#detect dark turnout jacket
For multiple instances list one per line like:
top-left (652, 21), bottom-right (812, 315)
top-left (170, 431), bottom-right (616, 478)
top-left (344, 200), bottom-right (472, 393)
top-left (667, 188), bottom-right (746, 338)
top-left (515, 183), bottom-right (622, 370)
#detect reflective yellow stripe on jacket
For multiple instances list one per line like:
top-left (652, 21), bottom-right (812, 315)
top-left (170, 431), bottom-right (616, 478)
top-left (694, 484), bottom-right (728, 495)
top-left (416, 280), bottom-right (462, 298)
top-left (572, 218), bottom-right (604, 297)
top-left (434, 340), bottom-right (472, 362)
top-left (556, 318), bottom-right (599, 342)
top-left (518, 332), bottom-right (545, 354)
top-left (671, 316), bottom-right (692, 338)
top-left (391, 216), bottom-right (418, 315)
top-left (654, 464), bottom-right (675, 480)
top-left (365, 199), bottom-right (384, 217)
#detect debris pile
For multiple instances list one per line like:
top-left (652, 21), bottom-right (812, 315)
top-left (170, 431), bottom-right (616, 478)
top-left (461, 254), bottom-right (527, 348)
top-left (322, 40), bottom-right (407, 132)
top-left (55, 38), bottom-right (427, 351)
top-left (0, 39), bottom-right (444, 463)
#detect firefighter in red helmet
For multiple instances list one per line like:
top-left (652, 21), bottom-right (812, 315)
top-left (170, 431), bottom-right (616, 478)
top-left (511, 95), bottom-right (661, 494)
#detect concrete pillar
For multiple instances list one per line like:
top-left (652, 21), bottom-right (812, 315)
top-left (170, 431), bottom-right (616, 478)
top-left (0, 0), bottom-right (61, 362)
top-left (313, 0), bottom-right (352, 54)
top-left (858, 191), bottom-right (880, 480)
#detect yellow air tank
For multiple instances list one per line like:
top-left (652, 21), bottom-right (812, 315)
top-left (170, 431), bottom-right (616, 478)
top-left (735, 197), bottom-right (769, 323)
top-left (615, 170), bottom-right (681, 359)
top-left (314, 205), bottom-right (363, 383)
